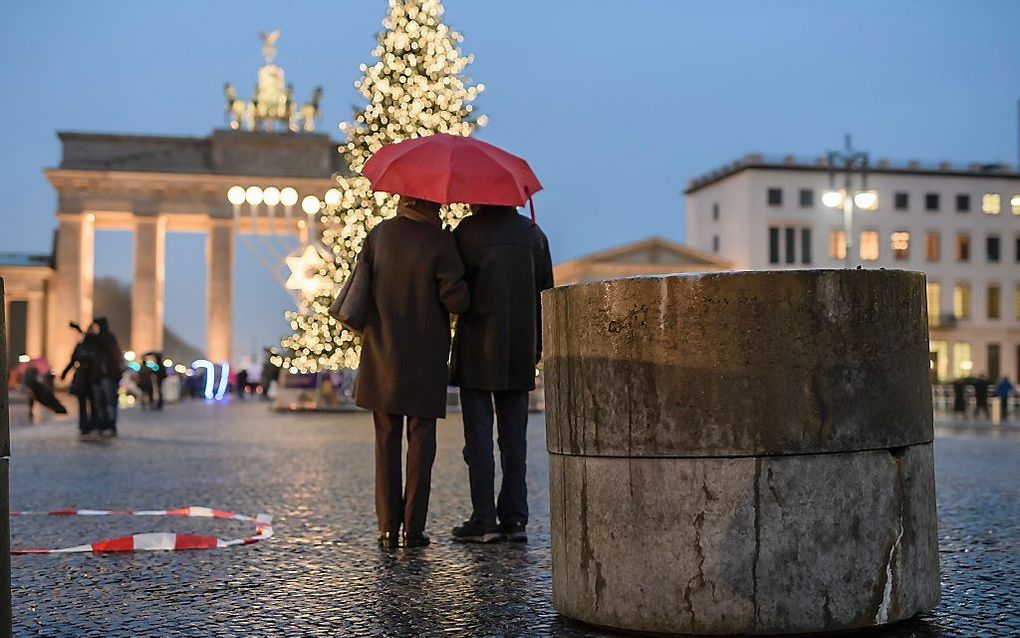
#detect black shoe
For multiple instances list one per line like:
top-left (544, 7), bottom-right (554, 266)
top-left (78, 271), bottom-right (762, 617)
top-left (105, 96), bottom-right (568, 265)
top-left (502, 521), bottom-right (528, 543)
top-left (100, 429), bottom-right (117, 438)
top-left (452, 519), bottom-right (502, 544)
top-left (377, 531), bottom-right (399, 549)
top-left (403, 532), bottom-right (431, 548)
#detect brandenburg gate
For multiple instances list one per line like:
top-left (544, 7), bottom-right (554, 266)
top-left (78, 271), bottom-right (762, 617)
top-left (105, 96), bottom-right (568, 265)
top-left (44, 32), bottom-right (341, 370)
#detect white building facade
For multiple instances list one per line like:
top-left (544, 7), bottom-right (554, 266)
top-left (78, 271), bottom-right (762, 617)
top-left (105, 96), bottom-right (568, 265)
top-left (685, 154), bottom-right (1020, 384)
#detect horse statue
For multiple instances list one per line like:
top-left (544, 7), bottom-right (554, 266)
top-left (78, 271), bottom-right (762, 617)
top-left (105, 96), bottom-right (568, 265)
top-left (294, 86), bottom-right (323, 133)
top-left (224, 83), bottom-right (254, 131)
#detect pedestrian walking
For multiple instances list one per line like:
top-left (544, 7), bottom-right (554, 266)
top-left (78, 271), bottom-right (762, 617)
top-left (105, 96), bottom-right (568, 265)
top-left (952, 378), bottom-right (967, 418)
top-left (450, 204), bottom-right (554, 544)
top-left (352, 196), bottom-right (469, 549)
top-left (973, 374), bottom-right (991, 421)
top-left (91, 317), bottom-right (123, 436)
top-left (236, 368), bottom-right (249, 400)
top-left (996, 376), bottom-right (1015, 421)
top-left (60, 328), bottom-right (101, 437)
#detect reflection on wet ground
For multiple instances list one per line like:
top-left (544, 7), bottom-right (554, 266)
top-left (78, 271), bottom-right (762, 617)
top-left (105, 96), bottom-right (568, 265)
top-left (8, 401), bottom-right (1018, 636)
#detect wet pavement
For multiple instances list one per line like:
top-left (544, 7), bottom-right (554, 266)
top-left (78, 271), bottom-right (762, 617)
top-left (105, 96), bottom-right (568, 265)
top-left (8, 400), bottom-right (1019, 637)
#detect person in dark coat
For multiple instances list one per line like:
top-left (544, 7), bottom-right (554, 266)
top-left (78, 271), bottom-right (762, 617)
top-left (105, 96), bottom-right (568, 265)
top-left (972, 374), bottom-right (991, 420)
top-left (91, 317), bottom-right (123, 436)
top-left (353, 196), bottom-right (470, 548)
top-left (61, 331), bottom-right (101, 436)
top-left (951, 378), bottom-right (967, 418)
top-left (450, 205), bottom-right (554, 543)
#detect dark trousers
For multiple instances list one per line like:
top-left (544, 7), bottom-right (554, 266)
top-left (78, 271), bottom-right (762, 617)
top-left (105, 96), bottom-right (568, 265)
top-left (459, 388), bottom-right (530, 527)
top-left (373, 412), bottom-right (437, 535)
top-left (75, 393), bottom-right (94, 433)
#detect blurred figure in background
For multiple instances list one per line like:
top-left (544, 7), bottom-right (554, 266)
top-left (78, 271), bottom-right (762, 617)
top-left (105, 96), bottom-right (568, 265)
top-left (972, 373), bottom-right (991, 421)
top-left (91, 317), bottom-right (123, 437)
top-left (996, 376), bottom-right (1015, 421)
top-left (61, 324), bottom-right (99, 437)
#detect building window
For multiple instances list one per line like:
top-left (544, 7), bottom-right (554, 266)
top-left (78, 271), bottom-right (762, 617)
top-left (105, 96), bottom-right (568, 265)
top-left (1016, 236), bottom-right (1020, 262)
top-left (829, 230), bottom-right (847, 260)
top-left (925, 193), bottom-right (940, 212)
top-left (894, 192), bottom-right (909, 210)
top-left (983, 193), bottom-right (1001, 215)
top-left (953, 283), bottom-right (971, 320)
top-left (769, 228), bottom-right (780, 264)
top-left (799, 189), bottom-right (814, 208)
top-left (767, 188), bottom-right (782, 207)
top-left (988, 344), bottom-right (1001, 379)
top-left (1012, 195), bottom-right (1020, 215)
top-left (1015, 285), bottom-right (1020, 321)
top-left (800, 228), bottom-right (812, 265)
top-left (925, 232), bottom-right (941, 262)
top-left (988, 284), bottom-right (1001, 320)
top-left (927, 282), bottom-right (941, 327)
top-left (987, 235), bottom-right (1001, 263)
top-left (712, 235), bottom-right (720, 253)
top-left (785, 227), bottom-right (796, 263)
top-left (952, 342), bottom-right (972, 379)
top-left (931, 340), bottom-right (949, 382)
top-left (891, 232), bottom-right (910, 260)
top-left (859, 230), bottom-right (879, 261)
top-left (956, 234), bottom-right (970, 262)
top-left (712, 203), bottom-right (720, 220)
top-left (956, 194), bottom-right (970, 212)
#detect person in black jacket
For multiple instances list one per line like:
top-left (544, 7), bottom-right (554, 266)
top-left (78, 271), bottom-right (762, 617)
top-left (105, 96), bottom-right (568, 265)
top-left (90, 317), bottom-right (123, 437)
top-left (450, 205), bottom-right (554, 543)
top-left (61, 328), bottom-right (101, 437)
top-left (353, 196), bottom-right (470, 549)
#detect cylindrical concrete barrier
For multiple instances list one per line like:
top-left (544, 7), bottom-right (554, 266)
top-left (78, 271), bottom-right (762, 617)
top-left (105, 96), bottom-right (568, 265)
top-left (543, 270), bottom-right (938, 635)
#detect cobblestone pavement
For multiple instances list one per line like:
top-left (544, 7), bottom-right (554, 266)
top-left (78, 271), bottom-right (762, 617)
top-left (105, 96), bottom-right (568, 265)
top-left (8, 401), bottom-right (1019, 637)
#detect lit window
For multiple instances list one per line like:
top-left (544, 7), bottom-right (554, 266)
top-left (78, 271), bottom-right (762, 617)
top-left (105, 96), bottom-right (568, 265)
top-left (859, 230), bottom-right (879, 261)
top-left (829, 230), bottom-right (846, 260)
top-left (983, 193), bottom-right (1001, 215)
top-left (925, 232), bottom-right (940, 262)
top-left (930, 340), bottom-right (949, 382)
top-left (1011, 195), bottom-right (1020, 215)
top-left (891, 232), bottom-right (910, 260)
top-left (927, 282), bottom-right (941, 327)
top-left (956, 234), bottom-right (970, 262)
top-left (953, 283), bottom-right (971, 320)
top-left (952, 342), bottom-right (972, 379)
top-left (988, 285), bottom-right (1001, 320)
top-left (1015, 285), bottom-right (1020, 321)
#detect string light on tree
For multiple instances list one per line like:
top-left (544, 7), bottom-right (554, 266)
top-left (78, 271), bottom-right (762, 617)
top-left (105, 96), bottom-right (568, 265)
top-left (277, 0), bottom-right (485, 374)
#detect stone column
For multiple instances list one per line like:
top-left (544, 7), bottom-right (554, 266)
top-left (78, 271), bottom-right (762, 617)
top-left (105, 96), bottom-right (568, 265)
top-left (24, 292), bottom-right (44, 359)
top-left (543, 270), bottom-right (939, 635)
top-left (206, 220), bottom-right (233, 363)
top-left (47, 213), bottom-right (94, 374)
top-left (0, 279), bottom-right (13, 638)
top-left (131, 215), bottom-right (166, 354)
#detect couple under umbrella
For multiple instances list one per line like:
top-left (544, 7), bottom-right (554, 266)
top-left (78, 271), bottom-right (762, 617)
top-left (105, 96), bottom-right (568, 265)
top-left (335, 134), bottom-right (553, 549)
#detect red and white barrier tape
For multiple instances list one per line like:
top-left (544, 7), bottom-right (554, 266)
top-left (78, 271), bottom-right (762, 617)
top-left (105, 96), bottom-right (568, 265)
top-left (9, 506), bottom-right (273, 554)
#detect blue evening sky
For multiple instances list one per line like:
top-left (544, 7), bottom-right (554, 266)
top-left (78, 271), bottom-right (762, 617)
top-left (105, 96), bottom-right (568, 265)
top-left (1, 1), bottom-right (1018, 360)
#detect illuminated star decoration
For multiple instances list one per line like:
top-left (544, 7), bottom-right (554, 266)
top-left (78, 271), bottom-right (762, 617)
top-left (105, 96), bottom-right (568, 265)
top-left (285, 245), bottom-right (329, 298)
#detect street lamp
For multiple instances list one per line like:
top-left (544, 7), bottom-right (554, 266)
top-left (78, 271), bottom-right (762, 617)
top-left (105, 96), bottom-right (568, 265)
top-left (822, 136), bottom-right (876, 262)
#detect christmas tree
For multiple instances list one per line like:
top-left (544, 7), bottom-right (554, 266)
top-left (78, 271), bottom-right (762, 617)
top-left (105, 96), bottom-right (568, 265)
top-left (277, 0), bottom-right (485, 373)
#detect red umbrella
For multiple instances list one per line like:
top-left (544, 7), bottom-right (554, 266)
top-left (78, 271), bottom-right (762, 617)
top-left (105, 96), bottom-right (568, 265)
top-left (362, 134), bottom-right (543, 222)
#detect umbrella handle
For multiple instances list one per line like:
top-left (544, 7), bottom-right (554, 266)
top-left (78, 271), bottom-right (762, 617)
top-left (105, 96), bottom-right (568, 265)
top-left (525, 188), bottom-right (536, 226)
